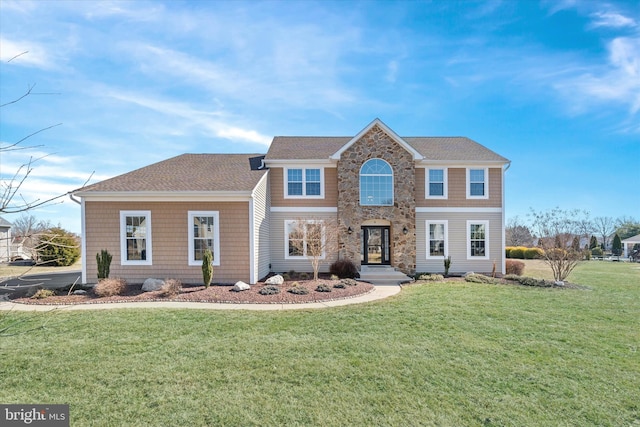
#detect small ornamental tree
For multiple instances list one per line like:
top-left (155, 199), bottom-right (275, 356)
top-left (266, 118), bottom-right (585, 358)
top-left (96, 249), bottom-right (112, 280)
top-left (37, 227), bottom-right (80, 266)
top-left (612, 234), bottom-right (622, 257)
top-left (287, 218), bottom-right (339, 280)
top-left (589, 235), bottom-right (598, 250)
top-left (529, 207), bottom-right (589, 282)
top-left (201, 248), bottom-right (213, 288)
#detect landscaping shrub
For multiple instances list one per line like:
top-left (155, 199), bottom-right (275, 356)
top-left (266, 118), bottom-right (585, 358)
top-left (508, 246), bottom-right (525, 259)
top-left (505, 247), bottom-right (512, 258)
top-left (159, 279), bottom-right (182, 298)
top-left (259, 285), bottom-right (280, 295)
top-left (329, 259), bottom-right (358, 279)
top-left (591, 247), bottom-right (604, 257)
top-left (417, 274), bottom-right (445, 281)
top-left (96, 249), bottom-right (112, 280)
top-left (444, 256), bottom-right (452, 276)
top-left (37, 227), bottom-right (80, 266)
top-left (94, 278), bottom-right (126, 297)
top-left (464, 274), bottom-right (498, 284)
top-left (30, 289), bottom-right (55, 299)
top-left (339, 278), bottom-right (358, 287)
top-left (315, 284), bottom-right (332, 292)
top-left (505, 260), bottom-right (525, 276)
top-left (333, 282), bottom-right (346, 289)
top-left (298, 272), bottom-right (309, 280)
top-left (288, 283), bottom-right (309, 295)
top-left (504, 274), bottom-right (553, 287)
top-left (524, 247), bottom-right (544, 259)
top-left (202, 249), bottom-right (213, 288)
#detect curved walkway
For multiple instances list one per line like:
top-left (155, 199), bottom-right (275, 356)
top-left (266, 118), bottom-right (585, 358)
top-left (0, 285), bottom-right (401, 312)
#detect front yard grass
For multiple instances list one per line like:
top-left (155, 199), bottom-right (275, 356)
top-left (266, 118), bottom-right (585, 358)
top-left (1, 261), bottom-right (638, 426)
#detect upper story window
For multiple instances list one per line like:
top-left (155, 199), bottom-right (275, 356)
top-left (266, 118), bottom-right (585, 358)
top-left (427, 168), bottom-right (447, 199)
top-left (120, 211), bottom-right (152, 265)
top-left (188, 211), bottom-right (220, 266)
top-left (285, 167), bottom-right (323, 198)
top-left (467, 168), bottom-right (488, 199)
top-left (360, 158), bottom-right (393, 206)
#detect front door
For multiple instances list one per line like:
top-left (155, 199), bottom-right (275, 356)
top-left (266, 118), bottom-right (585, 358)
top-left (361, 226), bottom-right (390, 265)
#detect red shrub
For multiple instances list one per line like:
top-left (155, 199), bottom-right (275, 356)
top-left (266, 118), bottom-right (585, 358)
top-left (506, 260), bottom-right (525, 276)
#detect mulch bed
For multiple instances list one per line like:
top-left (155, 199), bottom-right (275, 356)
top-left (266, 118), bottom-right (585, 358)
top-left (14, 278), bottom-right (375, 305)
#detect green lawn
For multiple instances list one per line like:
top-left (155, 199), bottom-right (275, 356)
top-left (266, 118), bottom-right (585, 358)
top-left (1, 261), bottom-right (639, 426)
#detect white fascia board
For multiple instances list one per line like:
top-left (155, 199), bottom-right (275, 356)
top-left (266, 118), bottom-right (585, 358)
top-left (75, 191), bottom-right (253, 202)
top-left (330, 118), bottom-right (424, 161)
top-left (263, 159), bottom-right (337, 167)
top-left (415, 160), bottom-right (508, 168)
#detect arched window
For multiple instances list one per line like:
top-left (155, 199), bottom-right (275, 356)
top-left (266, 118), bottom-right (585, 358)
top-left (360, 158), bottom-right (393, 206)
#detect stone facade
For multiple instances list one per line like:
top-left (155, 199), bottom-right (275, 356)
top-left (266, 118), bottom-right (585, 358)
top-left (337, 125), bottom-right (416, 274)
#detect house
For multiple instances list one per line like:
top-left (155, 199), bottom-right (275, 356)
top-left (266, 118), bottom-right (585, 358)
top-left (72, 119), bottom-right (510, 285)
top-left (0, 217), bottom-right (11, 263)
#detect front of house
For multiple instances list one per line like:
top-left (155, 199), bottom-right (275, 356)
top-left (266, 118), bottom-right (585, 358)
top-left (73, 119), bottom-right (510, 285)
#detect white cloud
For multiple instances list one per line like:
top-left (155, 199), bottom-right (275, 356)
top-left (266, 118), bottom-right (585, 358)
top-left (0, 38), bottom-right (57, 70)
top-left (589, 11), bottom-right (636, 28)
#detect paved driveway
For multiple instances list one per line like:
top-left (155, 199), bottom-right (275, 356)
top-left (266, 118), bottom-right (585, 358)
top-left (0, 271), bottom-right (82, 299)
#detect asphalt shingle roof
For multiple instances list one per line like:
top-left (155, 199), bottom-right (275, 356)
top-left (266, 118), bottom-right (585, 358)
top-left (75, 154), bottom-right (267, 193)
top-left (265, 136), bottom-right (508, 162)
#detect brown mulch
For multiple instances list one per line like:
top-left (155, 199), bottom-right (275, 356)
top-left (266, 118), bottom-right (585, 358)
top-left (15, 279), bottom-right (375, 305)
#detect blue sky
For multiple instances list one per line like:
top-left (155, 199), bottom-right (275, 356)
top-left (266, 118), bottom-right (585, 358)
top-left (1, 0), bottom-right (638, 234)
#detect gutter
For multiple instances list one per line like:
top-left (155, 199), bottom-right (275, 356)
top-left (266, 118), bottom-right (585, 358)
top-left (68, 192), bottom-right (82, 205)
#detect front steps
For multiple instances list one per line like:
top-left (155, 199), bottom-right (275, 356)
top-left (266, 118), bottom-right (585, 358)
top-left (358, 265), bottom-right (414, 286)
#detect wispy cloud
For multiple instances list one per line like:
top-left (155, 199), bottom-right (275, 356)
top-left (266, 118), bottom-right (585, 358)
top-left (589, 11), bottom-right (636, 28)
top-left (0, 38), bottom-right (57, 70)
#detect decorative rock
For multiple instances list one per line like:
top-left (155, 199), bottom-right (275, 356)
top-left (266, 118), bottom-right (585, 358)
top-left (142, 278), bottom-right (165, 292)
top-left (464, 272), bottom-right (475, 277)
top-left (232, 281), bottom-right (250, 292)
top-left (73, 289), bottom-right (87, 295)
top-left (265, 275), bottom-right (284, 285)
top-left (555, 281), bottom-right (565, 287)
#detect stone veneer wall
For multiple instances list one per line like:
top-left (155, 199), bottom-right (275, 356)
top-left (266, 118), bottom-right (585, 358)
top-left (337, 125), bottom-right (416, 274)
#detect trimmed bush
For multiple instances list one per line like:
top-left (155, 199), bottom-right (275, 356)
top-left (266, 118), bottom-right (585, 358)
top-left (159, 279), bottom-right (182, 298)
top-left (339, 278), bottom-right (358, 287)
top-left (330, 259), bottom-right (358, 279)
top-left (94, 278), bottom-right (127, 297)
top-left (505, 260), bottom-right (525, 276)
top-left (315, 284), bottom-right (332, 292)
top-left (31, 289), bottom-right (55, 299)
top-left (464, 274), bottom-right (498, 284)
top-left (524, 247), bottom-right (544, 259)
top-left (333, 282), bottom-right (346, 289)
top-left (96, 249), bottom-right (112, 280)
top-left (202, 249), bottom-right (213, 288)
top-left (505, 247), bottom-right (512, 258)
top-left (288, 285), bottom-right (309, 295)
top-left (591, 247), bottom-right (604, 257)
top-left (417, 274), bottom-right (445, 281)
top-left (508, 247), bottom-right (525, 259)
top-left (504, 275), bottom-right (553, 287)
top-left (259, 285), bottom-right (280, 295)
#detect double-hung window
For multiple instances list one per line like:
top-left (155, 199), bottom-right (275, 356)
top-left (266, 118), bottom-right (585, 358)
top-left (426, 220), bottom-right (448, 258)
top-left (467, 221), bottom-right (489, 259)
top-left (285, 220), bottom-right (325, 259)
top-left (467, 168), bottom-right (488, 198)
top-left (120, 211), bottom-right (152, 265)
top-left (285, 168), bottom-right (323, 198)
top-left (427, 168), bottom-right (447, 198)
top-left (188, 211), bottom-right (220, 266)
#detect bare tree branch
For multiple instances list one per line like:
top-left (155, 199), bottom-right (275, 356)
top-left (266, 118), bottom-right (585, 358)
top-left (7, 50), bottom-right (29, 63)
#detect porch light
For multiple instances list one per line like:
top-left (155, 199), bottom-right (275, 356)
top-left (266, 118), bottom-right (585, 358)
top-left (403, 226), bottom-right (408, 235)
top-left (348, 227), bottom-right (353, 234)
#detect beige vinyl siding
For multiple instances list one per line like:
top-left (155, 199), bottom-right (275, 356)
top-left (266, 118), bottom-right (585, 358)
top-left (84, 201), bottom-right (251, 284)
top-left (269, 211), bottom-right (339, 274)
top-left (416, 167), bottom-right (502, 208)
top-left (416, 211), bottom-right (504, 274)
top-left (269, 167), bottom-right (338, 208)
top-left (252, 174), bottom-right (271, 283)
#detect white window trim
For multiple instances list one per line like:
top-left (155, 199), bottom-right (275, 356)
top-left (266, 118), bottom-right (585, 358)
top-left (359, 158), bottom-right (394, 206)
top-left (426, 167), bottom-right (448, 199)
top-left (467, 220), bottom-right (490, 260)
top-left (284, 219), bottom-right (326, 260)
top-left (466, 167), bottom-right (489, 199)
top-left (426, 220), bottom-right (448, 259)
top-left (188, 211), bottom-right (221, 267)
top-left (120, 210), bottom-right (152, 266)
top-left (283, 167), bottom-right (325, 199)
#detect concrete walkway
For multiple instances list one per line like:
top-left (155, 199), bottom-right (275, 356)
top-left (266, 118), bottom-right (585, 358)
top-left (0, 285), bottom-right (401, 312)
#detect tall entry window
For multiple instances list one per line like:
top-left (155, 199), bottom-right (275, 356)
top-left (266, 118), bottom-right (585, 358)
top-left (120, 211), bottom-right (152, 265)
top-left (188, 211), bottom-right (220, 266)
top-left (360, 158), bottom-right (394, 206)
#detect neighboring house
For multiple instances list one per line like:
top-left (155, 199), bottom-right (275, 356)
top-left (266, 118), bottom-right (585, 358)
top-left (0, 217), bottom-right (11, 263)
top-left (72, 119), bottom-right (510, 284)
